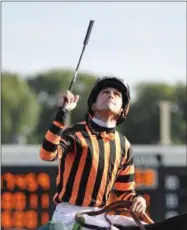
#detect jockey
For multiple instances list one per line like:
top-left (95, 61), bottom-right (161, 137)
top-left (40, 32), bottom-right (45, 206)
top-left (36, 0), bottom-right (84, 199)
top-left (39, 76), bottom-right (147, 229)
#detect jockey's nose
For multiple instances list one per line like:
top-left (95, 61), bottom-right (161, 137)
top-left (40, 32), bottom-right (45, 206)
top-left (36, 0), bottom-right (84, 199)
top-left (108, 91), bottom-right (114, 98)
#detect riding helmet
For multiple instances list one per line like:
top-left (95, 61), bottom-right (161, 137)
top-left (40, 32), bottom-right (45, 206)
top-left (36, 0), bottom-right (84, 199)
top-left (87, 76), bottom-right (131, 125)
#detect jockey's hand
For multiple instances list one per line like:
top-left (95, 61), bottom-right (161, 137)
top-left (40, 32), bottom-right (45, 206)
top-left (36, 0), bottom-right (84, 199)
top-left (57, 90), bottom-right (80, 111)
top-left (131, 196), bottom-right (147, 215)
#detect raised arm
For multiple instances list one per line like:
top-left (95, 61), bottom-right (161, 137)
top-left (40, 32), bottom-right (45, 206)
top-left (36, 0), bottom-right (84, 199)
top-left (39, 90), bottom-right (79, 161)
top-left (39, 110), bottom-right (68, 161)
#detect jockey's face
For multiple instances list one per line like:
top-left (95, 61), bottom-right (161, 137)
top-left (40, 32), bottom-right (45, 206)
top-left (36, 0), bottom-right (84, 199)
top-left (92, 87), bottom-right (123, 116)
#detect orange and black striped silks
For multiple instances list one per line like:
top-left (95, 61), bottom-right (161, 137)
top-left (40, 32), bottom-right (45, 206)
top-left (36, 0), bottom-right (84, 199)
top-left (39, 113), bottom-right (136, 207)
top-left (40, 120), bottom-right (136, 207)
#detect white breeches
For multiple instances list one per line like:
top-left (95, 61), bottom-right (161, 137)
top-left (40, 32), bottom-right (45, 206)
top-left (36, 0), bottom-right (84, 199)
top-left (52, 202), bottom-right (147, 230)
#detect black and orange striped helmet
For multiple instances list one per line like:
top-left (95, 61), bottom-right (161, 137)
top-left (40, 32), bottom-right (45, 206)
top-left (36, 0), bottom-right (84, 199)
top-left (87, 76), bottom-right (131, 125)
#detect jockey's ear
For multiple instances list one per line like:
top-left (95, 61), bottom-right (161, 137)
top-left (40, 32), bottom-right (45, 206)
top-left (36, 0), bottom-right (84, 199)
top-left (91, 103), bottom-right (96, 111)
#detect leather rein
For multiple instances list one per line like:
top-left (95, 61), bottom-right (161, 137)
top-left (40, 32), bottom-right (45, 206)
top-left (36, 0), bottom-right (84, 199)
top-left (75, 200), bottom-right (154, 230)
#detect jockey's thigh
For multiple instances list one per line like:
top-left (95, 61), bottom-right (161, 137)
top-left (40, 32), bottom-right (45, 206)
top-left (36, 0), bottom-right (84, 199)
top-left (52, 202), bottom-right (103, 230)
top-left (52, 209), bottom-right (91, 230)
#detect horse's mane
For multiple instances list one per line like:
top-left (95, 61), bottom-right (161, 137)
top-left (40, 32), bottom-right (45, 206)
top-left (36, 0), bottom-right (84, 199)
top-left (114, 213), bottom-right (187, 230)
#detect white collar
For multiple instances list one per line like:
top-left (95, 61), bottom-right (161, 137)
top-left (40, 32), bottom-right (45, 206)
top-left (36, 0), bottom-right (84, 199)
top-left (92, 117), bottom-right (116, 128)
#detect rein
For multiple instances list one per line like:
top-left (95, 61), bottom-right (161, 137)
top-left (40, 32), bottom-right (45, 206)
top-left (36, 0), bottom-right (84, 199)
top-left (75, 200), bottom-right (154, 230)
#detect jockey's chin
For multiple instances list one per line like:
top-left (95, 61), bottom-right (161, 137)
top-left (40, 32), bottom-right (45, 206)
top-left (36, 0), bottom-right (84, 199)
top-left (106, 101), bottom-right (122, 111)
top-left (96, 106), bottom-right (121, 119)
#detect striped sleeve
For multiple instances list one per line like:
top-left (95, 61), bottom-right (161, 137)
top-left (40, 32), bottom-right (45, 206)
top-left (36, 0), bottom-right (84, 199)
top-left (39, 110), bottom-right (73, 161)
top-left (113, 138), bottom-right (136, 201)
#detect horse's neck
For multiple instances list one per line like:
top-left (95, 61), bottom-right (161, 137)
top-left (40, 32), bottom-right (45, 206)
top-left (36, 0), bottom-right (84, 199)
top-left (147, 213), bottom-right (187, 230)
top-left (115, 213), bottom-right (187, 230)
